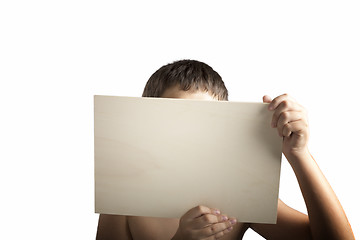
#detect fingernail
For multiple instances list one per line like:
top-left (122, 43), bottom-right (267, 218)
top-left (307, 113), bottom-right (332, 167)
top-left (230, 219), bottom-right (237, 225)
top-left (214, 210), bottom-right (220, 215)
top-left (225, 226), bottom-right (233, 232)
top-left (221, 215), bottom-right (228, 221)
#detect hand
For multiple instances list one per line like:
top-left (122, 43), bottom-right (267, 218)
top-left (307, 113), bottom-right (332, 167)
top-left (172, 205), bottom-right (237, 240)
top-left (263, 94), bottom-right (309, 160)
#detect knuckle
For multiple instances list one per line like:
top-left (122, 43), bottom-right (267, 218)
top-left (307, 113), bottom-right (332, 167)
top-left (282, 100), bottom-right (290, 108)
top-left (203, 214), bottom-right (212, 223)
top-left (226, 221), bottom-right (232, 228)
top-left (273, 100), bottom-right (280, 108)
top-left (196, 205), bottom-right (204, 212)
top-left (204, 226), bottom-right (214, 236)
top-left (215, 231), bottom-right (224, 239)
top-left (284, 111), bottom-right (291, 118)
top-left (280, 111), bottom-right (289, 120)
top-left (219, 222), bottom-right (227, 230)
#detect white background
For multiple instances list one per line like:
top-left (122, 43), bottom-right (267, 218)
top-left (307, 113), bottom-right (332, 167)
top-left (1, 1), bottom-right (359, 239)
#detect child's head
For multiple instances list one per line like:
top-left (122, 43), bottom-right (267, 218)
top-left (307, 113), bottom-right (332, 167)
top-left (142, 60), bottom-right (228, 101)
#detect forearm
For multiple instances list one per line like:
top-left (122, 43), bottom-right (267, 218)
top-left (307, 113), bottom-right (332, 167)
top-left (287, 150), bottom-right (354, 240)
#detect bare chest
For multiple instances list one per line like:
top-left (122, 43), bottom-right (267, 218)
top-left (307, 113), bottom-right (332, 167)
top-left (127, 216), bottom-right (248, 240)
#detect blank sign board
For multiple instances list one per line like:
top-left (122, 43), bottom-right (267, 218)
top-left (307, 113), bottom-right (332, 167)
top-left (94, 95), bottom-right (282, 224)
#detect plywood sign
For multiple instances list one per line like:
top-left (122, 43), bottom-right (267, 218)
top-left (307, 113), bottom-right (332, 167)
top-left (94, 95), bottom-right (282, 224)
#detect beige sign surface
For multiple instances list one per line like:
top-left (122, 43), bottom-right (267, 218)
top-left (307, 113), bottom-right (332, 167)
top-left (94, 95), bottom-right (282, 223)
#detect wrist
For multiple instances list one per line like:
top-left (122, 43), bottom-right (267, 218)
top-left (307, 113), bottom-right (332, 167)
top-left (285, 147), bottom-right (312, 167)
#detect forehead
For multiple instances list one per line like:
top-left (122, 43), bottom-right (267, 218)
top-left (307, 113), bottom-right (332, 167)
top-left (161, 85), bottom-right (218, 101)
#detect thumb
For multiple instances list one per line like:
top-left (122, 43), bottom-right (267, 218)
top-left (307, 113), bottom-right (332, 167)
top-left (263, 95), bottom-right (272, 103)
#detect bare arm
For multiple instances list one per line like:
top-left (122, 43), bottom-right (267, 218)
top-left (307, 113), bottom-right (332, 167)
top-left (287, 150), bottom-right (353, 239)
top-left (96, 214), bottom-right (132, 240)
top-left (251, 199), bottom-right (311, 239)
top-left (251, 94), bottom-right (354, 240)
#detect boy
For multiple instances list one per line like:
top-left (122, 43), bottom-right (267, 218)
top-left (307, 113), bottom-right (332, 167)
top-left (96, 60), bottom-right (354, 239)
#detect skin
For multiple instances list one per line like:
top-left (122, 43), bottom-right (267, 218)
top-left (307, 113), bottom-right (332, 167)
top-left (97, 86), bottom-right (354, 240)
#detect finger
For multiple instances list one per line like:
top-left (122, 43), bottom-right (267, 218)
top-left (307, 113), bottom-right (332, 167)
top-left (268, 93), bottom-right (295, 111)
top-left (195, 218), bottom-right (237, 238)
top-left (215, 226), bottom-right (234, 238)
top-left (184, 205), bottom-right (219, 220)
top-left (197, 219), bottom-right (236, 238)
top-left (263, 95), bottom-right (272, 103)
top-left (276, 111), bottom-right (304, 136)
top-left (281, 120), bottom-right (308, 137)
top-left (192, 213), bottom-right (228, 229)
top-left (201, 226), bottom-right (234, 240)
top-left (271, 101), bottom-right (303, 128)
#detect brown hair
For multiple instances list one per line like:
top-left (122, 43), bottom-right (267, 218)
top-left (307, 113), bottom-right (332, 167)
top-left (142, 60), bottom-right (228, 100)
